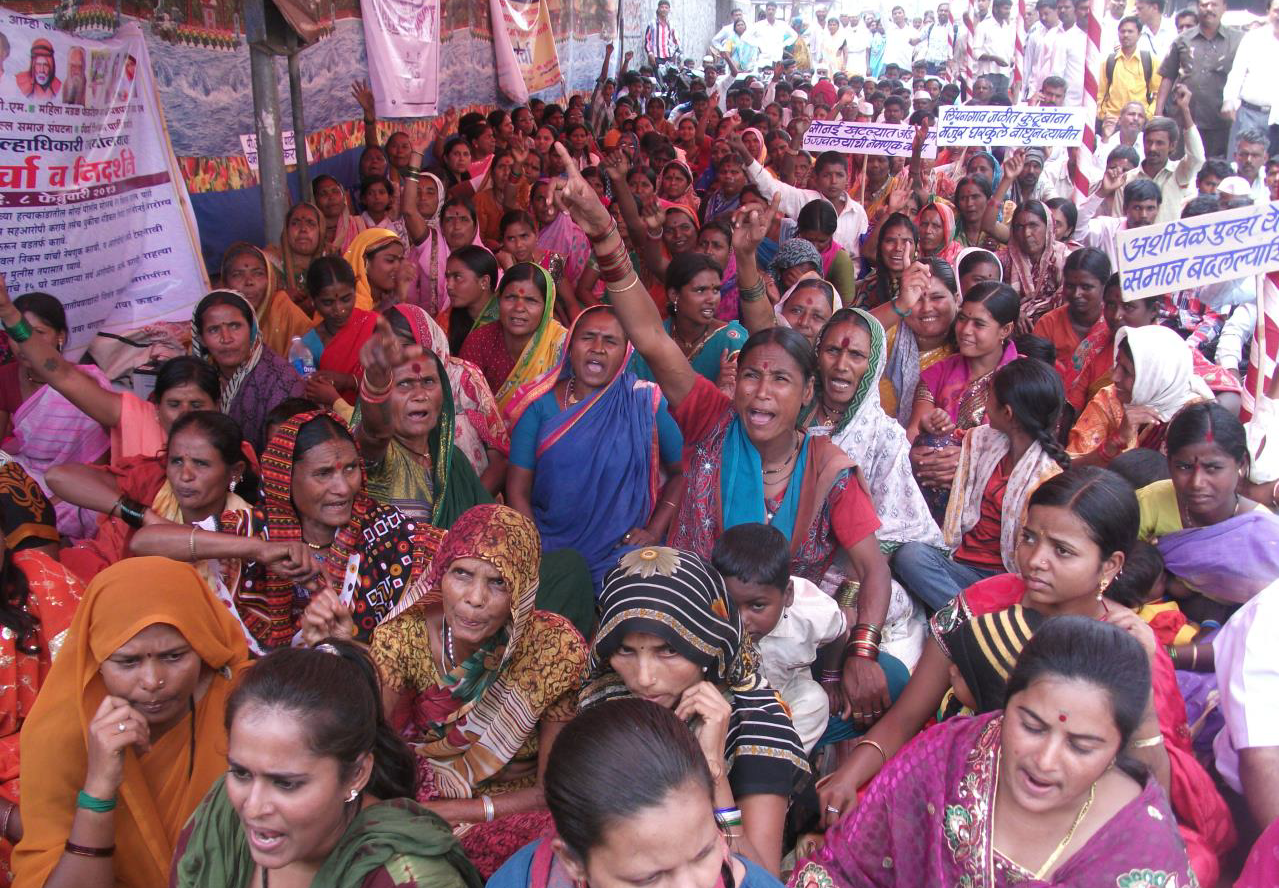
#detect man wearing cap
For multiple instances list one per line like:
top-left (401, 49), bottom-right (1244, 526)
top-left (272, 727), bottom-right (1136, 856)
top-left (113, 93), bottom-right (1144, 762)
top-left (912, 89), bottom-right (932, 113)
top-left (17, 38), bottom-right (60, 100)
top-left (748, 3), bottom-right (798, 69)
top-left (644, 0), bottom-right (681, 69)
top-left (842, 13), bottom-right (870, 76)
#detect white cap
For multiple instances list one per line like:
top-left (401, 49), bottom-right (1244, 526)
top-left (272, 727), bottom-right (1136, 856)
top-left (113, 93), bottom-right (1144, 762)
top-left (913, 90), bottom-right (931, 100)
top-left (1217, 176), bottom-right (1252, 197)
top-left (792, 90), bottom-right (809, 100)
top-left (858, 101), bottom-right (875, 116)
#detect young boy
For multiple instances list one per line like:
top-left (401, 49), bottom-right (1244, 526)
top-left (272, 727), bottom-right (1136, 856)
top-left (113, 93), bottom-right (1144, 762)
top-left (712, 523), bottom-right (846, 753)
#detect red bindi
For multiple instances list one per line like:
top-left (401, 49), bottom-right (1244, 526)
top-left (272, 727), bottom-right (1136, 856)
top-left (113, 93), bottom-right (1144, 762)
top-left (839, 336), bottom-right (852, 349)
top-left (411, 362), bottom-right (423, 375)
top-left (760, 360), bottom-right (772, 371)
top-left (1058, 713), bottom-right (1068, 723)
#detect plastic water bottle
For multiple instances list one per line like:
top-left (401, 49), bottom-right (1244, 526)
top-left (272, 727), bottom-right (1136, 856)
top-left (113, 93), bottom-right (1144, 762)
top-left (288, 336), bottom-right (315, 377)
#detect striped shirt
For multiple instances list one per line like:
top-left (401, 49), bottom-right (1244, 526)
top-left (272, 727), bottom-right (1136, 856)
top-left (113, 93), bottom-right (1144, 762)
top-left (645, 18), bottom-right (680, 61)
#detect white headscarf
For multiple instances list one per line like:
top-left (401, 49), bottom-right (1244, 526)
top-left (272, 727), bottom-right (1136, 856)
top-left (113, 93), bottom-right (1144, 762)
top-left (1115, 325), bottom-right (1213, 421)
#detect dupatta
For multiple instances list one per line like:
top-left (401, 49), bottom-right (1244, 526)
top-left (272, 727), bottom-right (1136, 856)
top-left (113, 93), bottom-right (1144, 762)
top-left (506, 306), bottom-right (663, 587)
top-left (942, 424), bottom-right (1063, 572)
top-left (316, 307), bottom-right (378, 403)
top-left (219, 242), bottom-right (314, 357)
top-left (996, 200), bottom-right (1069, 333)
top-left (12, 558), bottom-right (249, 888)
top-left (1116, 325), bottom-right (1214, 421)
top-left (344, 227), bottom-right (401, 312)
top-left (919, 339), bottom-right (1019, 428)
top-left (1156, 511), bottom-right (1279, 605)
top-left (471, 264), bottom-right (568, 420)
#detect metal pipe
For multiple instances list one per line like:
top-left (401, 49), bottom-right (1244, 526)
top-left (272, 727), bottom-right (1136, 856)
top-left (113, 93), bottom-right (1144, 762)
top-left (244, 0), bottom-right (288, 245)
top-left (287, 30), bottom-right (312, 203)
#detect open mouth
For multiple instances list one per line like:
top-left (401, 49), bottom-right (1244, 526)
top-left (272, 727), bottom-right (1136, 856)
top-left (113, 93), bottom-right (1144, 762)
top-left (247, 826), bottom-right (287, 854)
top-left (1017, 766), bottom-right (1059, 798)
top-left (583, 358), bottom-right (606, 374)
top-left (746, 408), bottom-right (775, 427)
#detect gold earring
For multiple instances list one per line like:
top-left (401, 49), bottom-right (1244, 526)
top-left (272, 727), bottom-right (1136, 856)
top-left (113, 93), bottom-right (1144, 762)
top-left (1097, 577), bottom-right (1111, 600)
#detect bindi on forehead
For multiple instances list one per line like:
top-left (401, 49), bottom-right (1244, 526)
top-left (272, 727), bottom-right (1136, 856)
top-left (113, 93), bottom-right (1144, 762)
top-left (1059, 712), bottom-right (1068, 723)
top-left (839, 336), bottom-right (852, 349)
top-left (411, 362), bottom-right (424, 375)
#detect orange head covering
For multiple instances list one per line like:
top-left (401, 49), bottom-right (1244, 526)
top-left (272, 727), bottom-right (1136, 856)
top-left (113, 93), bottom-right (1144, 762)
top-left (344, 227), bottom-right (401, 311)
top-left (12, 558), bottom-right (250, 888)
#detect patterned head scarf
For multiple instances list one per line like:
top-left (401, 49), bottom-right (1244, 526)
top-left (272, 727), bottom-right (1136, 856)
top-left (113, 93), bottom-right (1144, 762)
top-left (831, 307), bottom-right (886, 434)
top-left (931, 604), bottom-right (1045, 714)
top-left (771, 237), bottom-right (824, 280)
top-left (583, 546), bottom-right (809, 782)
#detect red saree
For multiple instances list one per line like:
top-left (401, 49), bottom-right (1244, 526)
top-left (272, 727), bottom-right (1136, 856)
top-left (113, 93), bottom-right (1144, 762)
top-left (317, 308), bottom-right (378, 403)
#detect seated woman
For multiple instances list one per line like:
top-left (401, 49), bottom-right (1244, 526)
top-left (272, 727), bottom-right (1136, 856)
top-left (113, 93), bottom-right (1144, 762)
top-left (553, 145), bottom-right (896, 734)
top-left (313, 173), bottom-right (366, 254)
top-left (695, 220), bottom-right (746, 322)
top-left (370, 504), bottom-right (588, 878)
top-left (459, 262), bottom-right (567, 422)
top-left (171, 641), bottom-right (483, 888)
top-left (0, 466), bottom-right (81, 883)
top-left (907, 281), bottom-right (1020, 519)
top-left (793, 617), bottom-right (1196, 888)
top-left (817, 467), bottom-right (1235, 886)
top-left (583, 549), bottom-right (808, 875)
top-left (507, 305), bottom-right (684, 589)
top-left (264, 200), bottom-right (332, 313)
top-left (894, 359), bottom-right (1070, 611)
top-left (855, 212), bottom-right (916, 309)
top-left (1032, 247), bottom-right (1111, 390)
top-left (298, 256), bottom-right (378, 407)
top-left (383, 304), bottom-right (510, 493)
top-left (992, 199), bottom-right (1068, 333)
top-left (11, 557), bottom-right (249, 888)
top-left (1068, 325), bottom-right (1213, 467)
top-left (879, 255), bottom-right (965, 424)
top-left (488, 699), bottom-right (786, 888)
top-left (627, 253), bottom-right (748, 385)
top-left (52, 411), bottom-right (258, 588)
top-left (915, 198), bottom-right (963, 268)
top-left (132, 411), bottom-right (436, 651)
top-left (220, 242), bottom-right (315, 357)
top-left (1139, 403), bottom-right (1279, 616)
top-left (794, 201), bottom-right (856, 307)
top-left (531, 178), bottom-right (599, 320)
top-left (951, 175), bottom-right (1003, 250)
top-left (770, 238), bottom-right (823, 306)
top-left (192, 291), bottom-right (305, 455)
top-left (803, 307), bottom-right (941, 667)
top-left (344, 228), bottom-right (408, 313)
top-left (0, 290), bottom-right (113, 538)
top-left (772, 277), bottom-right (836, 348)
top-left (440, 245), bottom-right (499, 355)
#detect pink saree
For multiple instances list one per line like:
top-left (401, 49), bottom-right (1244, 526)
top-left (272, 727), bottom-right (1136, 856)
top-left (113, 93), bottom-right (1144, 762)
top-left (790, 713), bottom-right (1195, 888)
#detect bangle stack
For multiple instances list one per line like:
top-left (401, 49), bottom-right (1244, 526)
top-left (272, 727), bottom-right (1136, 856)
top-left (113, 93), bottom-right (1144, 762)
top-left (594, 229), bottom-right (634, 285)
top-left (850, 623), bottom-right (882, 661)
top-left (836, 580), bottom-right (860, 610)
top-left (714, 806), bottom-right (743, 838)
top-left (605, 272), bottom-right (642, 295)
top-left (115, 497), bottom-right (146, 529)
top-left (3, 316), bottom-right (32, 343)
top-left (76, 790), bottom-right (117, 813)
top-left (820, 669), bottom-right (842, 685)
top-left (359, 374), bottom-right (393, 405)
top-left (739, 278), bottom-right (768, 303)
top-left (402, 165), bottom-right (421, 182)
top-left (481, 795), bottom-right (496, 822)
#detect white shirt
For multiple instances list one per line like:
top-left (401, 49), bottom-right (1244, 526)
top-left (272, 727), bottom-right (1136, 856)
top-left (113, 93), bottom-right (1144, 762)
top-left (748, 18), bottom-right (798, 66)
top-left (974, 16), bottom-right (1015, 77)
top-left (1074, 190), bottom-right (1129, 264)
top-left (756, 577), bottom-right (847, 754)
top-left (1217, 301), bottom-right (1256, 372)
top-left (1099, 12), bottom-right (1124, 61)
top-left (1021, 20), bottom-right (1048, 99)
top-left (1222, 24), bottom-right (1279, 114)
top-left (923, 18), bottom-right (956, 64)
top-left (1096, 130), bottom-right (1146, 168)
top-left (1050, 24), bottom-right (1088, 106)
top-left (746, 158), bottom-right (869, 253)
top-left (843, 23), bottom-right (872, 75)
top-left (1231, 161), bottom-right (1271, 204)
top-left (1214, 579), bottom-right (1279, 795)
top-left (1029, 23), bottom-right (1061, 97)
top-left (883, 21), bottom-right (920, 69)
top-left (1138, 16), bottom-right (1177, 61)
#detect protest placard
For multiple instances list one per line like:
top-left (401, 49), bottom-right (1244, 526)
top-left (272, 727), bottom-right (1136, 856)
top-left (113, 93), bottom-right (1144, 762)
top-left (1116, 201), bottom-right (1279, 301)
top-left (936, 105), bottom-right (1089, 148)
top-left (802, 120), bottom-right (937, 159)
top-left (0, 18), bottom-right (207, 357)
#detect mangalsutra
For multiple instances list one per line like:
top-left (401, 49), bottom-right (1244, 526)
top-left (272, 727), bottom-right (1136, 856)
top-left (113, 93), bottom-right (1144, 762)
top-left (442, 621), bottom-right (457, 669)
top-left (762, 435), bottom-right (800, 477)
top-left (564, 377), bottom-right (581, 408)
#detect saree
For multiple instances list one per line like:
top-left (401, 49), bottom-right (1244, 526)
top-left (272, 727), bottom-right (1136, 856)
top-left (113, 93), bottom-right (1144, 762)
top-left (942, 425), bottom-right (1063, 573)
top-left (460, 265), bottom-right (567, 421)
top-left (172, 777), bottom-right (483, 888)
top-left (670, 377), bottom-right (879, 583)
top-left (881, 322), bottom-right (955, 426)
top-left (6, 364), bottom-right (112, 539)
top-left (916, 198), bottom-right (964, 269)
top-left (268, 201), bottom-right (333, 306)
top-left (716, 247), bottom-right (742, 322)
top-left (996, 203), bottom-right (1069, 333)
top-left (918, 340), bottom-right (1019, 429)
top-left (536, 209), bottom-right (592, 297)
top-left (505, 306), bottom-right (665, 587)
top-left (220, 242), bottom-right (315, 357)
top-left (12, 558), bottom-right (250, 888)
top-left (191, 289), bottom-right (305, 455)
top-left (811, 309), bottom-right (944, 552)
top-left (0, 457), bottom-right (59, 552)
top-left (1156, 511), bottom-right (1279, 605)
top-left (346, 227), bottom-right (402, 312)
top-left (235, 409), bottom-right (441, 650)
top-left (933, 574), bottom-right (1236, 886)
top-left (316, 307), bottom-right (379, 403)
top-left (411, 173), bottom-right (451, 315)
top-left (0, 551), bottom-right (80, 884)
top-left (358, 343), bottom-right (493, 530)
top-left (581, 546), bottom-right (809, 798)
top-left (395, 304), bottom-right (511, 476)
top-left (627, 318), bottom-right (747, 384)
top-left (789, 713), bottom-right (1195, 888)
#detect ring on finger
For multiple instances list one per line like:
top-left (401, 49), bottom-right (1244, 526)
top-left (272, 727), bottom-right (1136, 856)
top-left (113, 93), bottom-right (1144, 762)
top-left (117, 722), bottom-right (127, 733)
top-left (824, 805), bottom-right (841, 815)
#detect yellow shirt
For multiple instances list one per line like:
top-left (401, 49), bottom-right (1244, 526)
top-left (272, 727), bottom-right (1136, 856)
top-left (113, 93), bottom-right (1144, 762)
top-left (1137, 479), bottom-right (1182, 542)
top-left (1098, 48), bottom-right (1163, 121)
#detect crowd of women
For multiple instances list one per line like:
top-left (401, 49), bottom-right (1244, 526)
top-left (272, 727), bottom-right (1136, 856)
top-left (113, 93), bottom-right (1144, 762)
top-left (1, 56), bottom-right (1278, 888)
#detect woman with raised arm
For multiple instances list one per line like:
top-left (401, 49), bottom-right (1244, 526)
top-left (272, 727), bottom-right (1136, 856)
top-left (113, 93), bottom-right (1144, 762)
top-left (549, 141), bottom-right (897, 741)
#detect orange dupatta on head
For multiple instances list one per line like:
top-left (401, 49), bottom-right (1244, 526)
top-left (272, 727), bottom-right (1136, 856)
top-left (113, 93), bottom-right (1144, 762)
top-left (12, 558), bottom-right (250, 888)
top-left (220, 241), bottom-right (314, 357)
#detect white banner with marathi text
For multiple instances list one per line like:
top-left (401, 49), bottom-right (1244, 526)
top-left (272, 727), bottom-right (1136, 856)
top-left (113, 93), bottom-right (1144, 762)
top-left (936, 105), bottom-right (1089, 147)
top-left (803, 120), bottom-right (937, 159)
top-left (359, 0), bottom-right (440, 118)
top-left (0, 17), bottom-right (206, 357)
top-left (490, 0), bottom-right (563, 103)
top-left (1117, 201), bottom-right (1279, 301)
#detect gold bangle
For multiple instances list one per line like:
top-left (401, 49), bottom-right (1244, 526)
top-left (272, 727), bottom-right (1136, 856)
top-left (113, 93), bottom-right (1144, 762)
top-left (854, 738), bottom-right (888, 768)
top-left (605, 272), bottom-right (641, 293)
top-left (1131, 734), bottom-right (1164, 748)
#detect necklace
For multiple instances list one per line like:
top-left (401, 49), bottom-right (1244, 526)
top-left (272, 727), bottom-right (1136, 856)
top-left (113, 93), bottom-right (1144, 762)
top-left (442, 620), bottom-right (457, 670)
top-left (761, 435), bottom-right (800, 477)
top-left (990, 749), bottom-right (1097, 883)
top-left (815, 395), bottom-right (846, 427)
top-left (673, 322), bottom-right (715, 357)
top-left (564, 377), bottom-right (581, 409)
top-left (303, 540), bottom-right (329, 551)
top-left (1180, 493), bottom-right (1240, 529)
